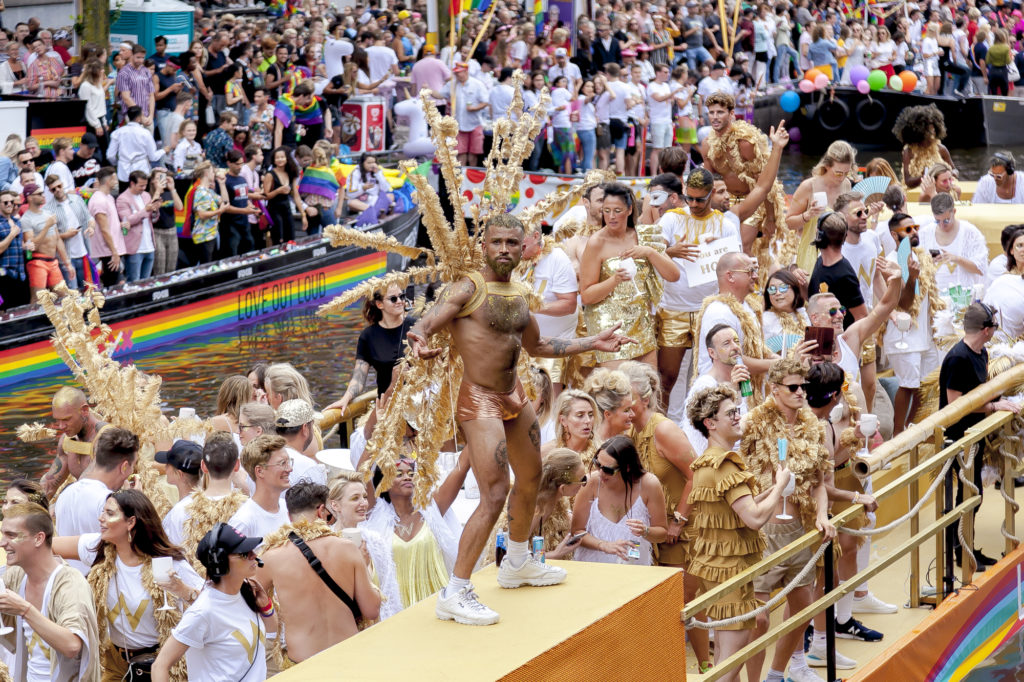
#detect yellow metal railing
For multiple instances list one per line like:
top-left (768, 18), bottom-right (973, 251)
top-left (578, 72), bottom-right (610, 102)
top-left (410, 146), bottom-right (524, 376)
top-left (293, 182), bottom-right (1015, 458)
top-left (318, 389), bottom-right (378, 447)
top-left (682, 364), bottom-right (1024, 681)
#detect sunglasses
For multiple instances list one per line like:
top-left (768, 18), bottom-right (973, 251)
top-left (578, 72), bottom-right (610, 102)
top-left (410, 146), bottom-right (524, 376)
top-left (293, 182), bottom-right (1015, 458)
top-left (899, 224), bottom-right (919, 233)
top-left (684, 193), bottom-right (710, 204)
top-left (827, 306), bottom-right (847, 317)
top-left (386, 294), bottom-right (406, 303)
top-left (767, 284), bottom-right (790, 295)
top-left (832, 169), bottom-right (847, 177)
top-left (852, 209), bottom-right (867, 218)
top-left (779, 382), bottom-right (810, 393)
top-left (0, 200), bottom-right (12, 206)
top-left (395, 468), bottom-right (416, 479)
top-left (730, 266), bottom-right (758, 276)
top-left (592, 457), bottom-right (620, 476)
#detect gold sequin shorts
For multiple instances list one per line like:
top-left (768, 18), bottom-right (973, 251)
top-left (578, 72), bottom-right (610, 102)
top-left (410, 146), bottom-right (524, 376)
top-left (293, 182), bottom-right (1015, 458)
top-left (656, 308), bottom-right (698, 349)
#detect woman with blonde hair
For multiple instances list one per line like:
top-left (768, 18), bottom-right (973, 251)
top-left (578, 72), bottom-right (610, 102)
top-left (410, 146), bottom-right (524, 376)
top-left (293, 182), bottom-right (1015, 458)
top-left (210, 376), bottom-right (254, 434)
top-left (921, 23), bottom-right (942, 94)
top-left (543, 389), bottom-right (600, 466)
top-left (326, 471), bottom-right (403, 620)
top-left (297, 141), bottom-right (339, 235)
top-left (863, 157), bottom-right (900, 185)
top-left (786, 140), bottom-right (856, 239)
top-left (264, 363), bottom-right (315, 409)
top-left (530, 365), bottom-right (556, 446)
top-left (584, 367), bottom-right (635, 445)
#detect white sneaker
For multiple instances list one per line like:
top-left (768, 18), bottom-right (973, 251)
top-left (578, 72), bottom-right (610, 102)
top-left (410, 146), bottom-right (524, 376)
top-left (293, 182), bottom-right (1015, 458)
top-left (435, 585), bottom-right (500, 626)
top-left (497, 555), bottom-right (567, 589)
top-left (852, 592), bottom-right (898, 614)
top-left (785, 665), bottom-right (826, 682)
top-left (805, 642), bottom-right (857, 669)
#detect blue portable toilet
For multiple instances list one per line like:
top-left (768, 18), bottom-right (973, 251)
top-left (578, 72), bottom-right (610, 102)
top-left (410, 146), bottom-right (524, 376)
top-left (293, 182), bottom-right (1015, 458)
top-left (109, 0), bottom-right (195, 56)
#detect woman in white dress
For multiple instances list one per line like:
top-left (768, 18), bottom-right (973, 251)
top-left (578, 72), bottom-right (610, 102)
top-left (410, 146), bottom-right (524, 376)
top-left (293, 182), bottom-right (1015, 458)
top-left (572, 435), bottom-right (668, 565)
top-left (983, 227), bottom-right (1024, 343)
top-left (839, 23), bottom-right (867, 84)
top-left (921, 23), bottom-right (942, 94)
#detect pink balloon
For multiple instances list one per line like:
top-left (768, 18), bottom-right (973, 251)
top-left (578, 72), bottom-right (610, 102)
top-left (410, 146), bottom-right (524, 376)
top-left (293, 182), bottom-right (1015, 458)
top-left (857, 80), bottom-right (871, 94)
top-left (799, 79), bottom-right (815, 93)
top-left (814, 73), bottom-right (829, 90)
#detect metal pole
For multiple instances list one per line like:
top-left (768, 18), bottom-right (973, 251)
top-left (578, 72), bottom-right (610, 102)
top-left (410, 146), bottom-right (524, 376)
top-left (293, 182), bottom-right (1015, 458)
top-left (824, 539), bottom-right (837, 682)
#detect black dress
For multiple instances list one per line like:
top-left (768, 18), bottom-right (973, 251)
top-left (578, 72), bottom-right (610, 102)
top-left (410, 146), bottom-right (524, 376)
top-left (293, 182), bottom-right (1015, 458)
top-left (265, 170), bottom-right (295, 245)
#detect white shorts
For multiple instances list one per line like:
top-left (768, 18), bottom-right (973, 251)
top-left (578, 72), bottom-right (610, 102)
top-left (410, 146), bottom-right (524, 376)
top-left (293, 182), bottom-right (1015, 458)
top-left (923, 59), bottom-right (940, 77)
top-left (650, 121), bottom-right (673, 149)
top-left (888, 346), bottom-right (940, 389)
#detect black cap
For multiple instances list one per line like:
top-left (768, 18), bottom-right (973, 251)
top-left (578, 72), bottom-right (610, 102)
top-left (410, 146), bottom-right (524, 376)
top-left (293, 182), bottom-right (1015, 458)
top-left (198, 523), bottom-right (262, 558)
top-left (79, 132), bottom-right (99, 148)
top-left (155, 440), bottom-right (203, 475)
top-left (712, 61), bottom-right (727, 70)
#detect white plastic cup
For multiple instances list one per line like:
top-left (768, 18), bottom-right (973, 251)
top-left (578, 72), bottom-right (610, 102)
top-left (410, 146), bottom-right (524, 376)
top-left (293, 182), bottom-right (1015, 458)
top-left (812, 191), bottom-right (828, 209)
top-left (341, 528), bottom-right (362, 545)
top-left (178, 407), bottom-right (196, 420)
top-left (151, 556), bottom-right (173, 583)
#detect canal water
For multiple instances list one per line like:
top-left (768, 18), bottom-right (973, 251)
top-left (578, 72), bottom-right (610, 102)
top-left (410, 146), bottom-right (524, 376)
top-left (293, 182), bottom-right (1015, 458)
top-left (2, 144), bottom-right (1023, 480)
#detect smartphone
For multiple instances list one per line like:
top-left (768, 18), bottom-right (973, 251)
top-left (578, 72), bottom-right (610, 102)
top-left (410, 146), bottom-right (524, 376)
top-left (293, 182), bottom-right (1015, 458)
top-left (929, 249), bottom-right (941, 259)
top-left (804, 326), bottom-right (835, 358)
top-left (566, 531), bottom-right (587, 547)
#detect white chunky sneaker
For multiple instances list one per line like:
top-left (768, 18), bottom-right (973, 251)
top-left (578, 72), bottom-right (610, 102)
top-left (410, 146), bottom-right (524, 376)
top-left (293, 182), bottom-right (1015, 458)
top-left (805, 642), bottom-right (857, 669)
top-left (497, 555), bottom-right (567, 589)
top-left (852, 592), bottom-right (898, 614)
top-left (435, 585), bottom-right (500, 626)
top-left (785, 664), bottom-right (826, 682)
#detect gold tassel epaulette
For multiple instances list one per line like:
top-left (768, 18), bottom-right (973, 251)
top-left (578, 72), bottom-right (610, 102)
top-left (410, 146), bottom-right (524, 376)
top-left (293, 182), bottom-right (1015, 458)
top-left (323, 223), bottom-right (435, 264)
top-left (17, 423), bottom-right (57, 442)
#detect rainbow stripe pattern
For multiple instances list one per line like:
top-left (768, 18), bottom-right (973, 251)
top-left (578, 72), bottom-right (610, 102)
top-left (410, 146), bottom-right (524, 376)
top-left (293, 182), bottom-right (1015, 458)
top-left (298, 166), bottom-right (340, 201)
top-left (274, 93), bottom-right (323, 129)
top-left (31, 126), bottom-right (87, 151)
top-left (926, 566), bottom-right (1024, 681)
top-left (0, 252), bottom-right (385, 389)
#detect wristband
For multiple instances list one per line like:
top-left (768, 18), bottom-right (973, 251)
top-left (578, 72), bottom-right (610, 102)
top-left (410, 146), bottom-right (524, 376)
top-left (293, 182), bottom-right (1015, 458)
top-left (259, 607), bottom-right (275, 619)
top-left (259, 601), bottom-right (273, 614)
top-left (852, 491), bottom-right (860, 504)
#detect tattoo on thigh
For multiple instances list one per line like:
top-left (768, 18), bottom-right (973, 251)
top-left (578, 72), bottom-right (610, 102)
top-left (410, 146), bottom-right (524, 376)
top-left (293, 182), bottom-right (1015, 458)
top-left (528, 420), bottom-right (541, 451)
top-left (494, 439), bottom-right (509, 467)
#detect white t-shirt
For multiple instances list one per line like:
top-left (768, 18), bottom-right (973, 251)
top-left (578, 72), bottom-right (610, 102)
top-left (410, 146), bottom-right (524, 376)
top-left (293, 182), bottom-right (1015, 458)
top-left (22, 615), bottom-right (51, 682)
top-left (488, 83), bottom-right (515, 122)
top-left (54, 477), bottom-right (112, 575)
top-left (882, 252), bottom-right (934, 354)
top-left (442, 78), bottom-right (488, 131)
top-left (547, 62), bottom-right (582, 94)
top-left (287, 446), bottom-right (328, 487)
top-left (984, 273), bottom-right (1024, 343)
top-left (647, 81), bottom-right (673, 125)
top-left (972, 172), bottom-right (1024, 204)
top-left (625, 82), bottom-right (645, 121)
top-left (576, 96), bottom-right (597, 131)
top-left (128, 192), bottom-right (154, 254)
top-left (530, 248), bottom-right (578, 339)
top-left (553, 205), bottom-right (588, 234)
top-left (366, 45), bottom-right (399, 82)
top-left (697, 75), bottom-right (735, 99)
top-left (173, 587), bottom-right (267, 682)
top-left (549, 87), bottom-right (572, 128)
top-left (696, 299), bottom-right (755, 375)
top-left (672, 81), bottom-right (694, 117)
top-left (607, 81), bottom-right (630, 121)
top-left (917, 219), bottom-right (989, 293)
top-left (76, 533), bottom-right (203, 648)
top-left (228, 498), bottom-right (290, 539)
top-left (987, 253), bottom-right (1008, 287)
top-left (841, 231), bottom-right (883, 310)
top-left (659, 208), bottom-right (741, 312)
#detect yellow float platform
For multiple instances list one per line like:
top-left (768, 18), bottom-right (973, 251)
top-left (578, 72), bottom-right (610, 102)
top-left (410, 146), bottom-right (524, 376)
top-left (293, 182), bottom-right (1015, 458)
top-left (274, 560), bottom-right (686, 681)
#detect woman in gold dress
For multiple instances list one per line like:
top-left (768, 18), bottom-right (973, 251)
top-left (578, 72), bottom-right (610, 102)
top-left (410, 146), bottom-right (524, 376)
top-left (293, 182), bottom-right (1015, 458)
top-left (580, 182), bottom-right (680, 369)
top-left (894, 104), bottom-right (956, 189)
top-left (542, 389), bottom-right (599, 466)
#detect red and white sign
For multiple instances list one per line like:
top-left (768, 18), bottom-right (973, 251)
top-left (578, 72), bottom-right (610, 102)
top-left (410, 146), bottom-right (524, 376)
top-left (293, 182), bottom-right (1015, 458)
top-left (339, 96), bottom-right (386, 152)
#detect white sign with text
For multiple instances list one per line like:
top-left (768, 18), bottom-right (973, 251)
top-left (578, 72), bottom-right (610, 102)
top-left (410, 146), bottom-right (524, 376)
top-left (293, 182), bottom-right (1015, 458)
top-left (682, 235), bottom-right (741, 287)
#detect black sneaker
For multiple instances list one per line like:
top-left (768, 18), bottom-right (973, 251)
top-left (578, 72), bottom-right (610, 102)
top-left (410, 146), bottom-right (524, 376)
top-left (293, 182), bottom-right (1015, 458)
top-left (803, 623), bottom-right (813, 652)
top-left (835, 617), bottom-right (883, 642)
top-left (974, 550), bottom-right (998, 567)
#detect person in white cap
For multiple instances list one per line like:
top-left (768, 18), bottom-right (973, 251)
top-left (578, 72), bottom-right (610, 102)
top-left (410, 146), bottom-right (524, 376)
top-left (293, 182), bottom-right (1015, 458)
top-left (547, 47), bottom-right (582, 96)
top-left (273, 398), bottom-right (328, 486)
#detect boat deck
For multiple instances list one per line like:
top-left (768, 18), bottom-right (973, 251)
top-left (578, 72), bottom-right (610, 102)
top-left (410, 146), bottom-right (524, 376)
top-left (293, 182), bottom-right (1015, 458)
top-left (685, 482), bottom-right (1020, 678)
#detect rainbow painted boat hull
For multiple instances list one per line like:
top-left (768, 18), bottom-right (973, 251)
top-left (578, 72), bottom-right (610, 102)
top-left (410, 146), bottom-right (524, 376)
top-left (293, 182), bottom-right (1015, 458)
top-left (0, 211), bottom-right (419, 389)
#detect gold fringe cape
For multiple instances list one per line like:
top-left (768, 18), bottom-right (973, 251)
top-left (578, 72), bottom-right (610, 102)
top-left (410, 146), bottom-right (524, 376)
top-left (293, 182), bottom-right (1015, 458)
top-left (739, 397), bottom-right (830, 532)
top-left (87, 545), bottom-right (187, 682)
top-left (182, 489), bottom-right (249, 570)
top-left (903, 141), bottom-right (944, 185)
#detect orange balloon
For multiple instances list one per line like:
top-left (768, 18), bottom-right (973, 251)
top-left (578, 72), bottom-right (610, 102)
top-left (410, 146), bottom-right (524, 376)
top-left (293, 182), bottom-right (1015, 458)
top-left (805, 68), bottom-right (823, 83)
top-left (899, 70), bottom-right (918, 92)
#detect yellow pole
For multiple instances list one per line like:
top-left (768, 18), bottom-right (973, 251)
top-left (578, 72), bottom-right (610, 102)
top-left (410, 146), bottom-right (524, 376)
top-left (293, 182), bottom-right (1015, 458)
top-left (469, 0), bottom-right (501, 58)
top-left (729, 0), bottom-right (742, 60)
top-left (449, 6), bottom-right (458, 115)
top-left (717, 0), bottom-right (729, 54)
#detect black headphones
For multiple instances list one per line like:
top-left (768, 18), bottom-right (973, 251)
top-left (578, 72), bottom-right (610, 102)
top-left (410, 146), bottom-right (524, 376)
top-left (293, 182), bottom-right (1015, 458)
top-left (203, 523), bottom-right (231, 579)
top-left (992, 151), bottom-right (1016, 175)
top-left (979, 302), bottom-right (999, 328)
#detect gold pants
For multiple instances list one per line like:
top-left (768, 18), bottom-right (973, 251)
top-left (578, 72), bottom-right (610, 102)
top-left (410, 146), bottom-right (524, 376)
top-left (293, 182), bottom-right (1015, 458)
top-left (656, 308), bottom-right (698, 349)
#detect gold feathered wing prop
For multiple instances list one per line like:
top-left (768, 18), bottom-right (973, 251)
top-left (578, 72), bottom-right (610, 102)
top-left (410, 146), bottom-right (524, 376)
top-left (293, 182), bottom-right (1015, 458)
top-left (26, 283), bottom-right (217, 516)
top-left (352, 75), bottom-right (568, 507)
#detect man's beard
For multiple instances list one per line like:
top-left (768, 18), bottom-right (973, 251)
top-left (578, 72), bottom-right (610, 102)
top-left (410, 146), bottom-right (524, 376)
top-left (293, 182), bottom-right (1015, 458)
top-left (487, 255), bottom-right (517, 277)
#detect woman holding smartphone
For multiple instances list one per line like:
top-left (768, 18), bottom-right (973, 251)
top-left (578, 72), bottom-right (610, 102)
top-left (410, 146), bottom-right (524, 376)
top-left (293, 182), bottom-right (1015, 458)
top-left (52, 490), bottom-right (203, 682)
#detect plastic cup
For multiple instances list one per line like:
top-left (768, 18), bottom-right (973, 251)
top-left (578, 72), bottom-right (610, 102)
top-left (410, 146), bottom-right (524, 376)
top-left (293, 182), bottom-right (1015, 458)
top-left (812, 191), bottom-right (828, 209)
top-left (341, 528), bottom-right (362, 545)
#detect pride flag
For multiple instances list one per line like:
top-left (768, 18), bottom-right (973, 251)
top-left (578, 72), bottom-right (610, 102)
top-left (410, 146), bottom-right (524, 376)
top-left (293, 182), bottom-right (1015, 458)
top-left (80, 255), bottom-right (101, 285)
top-left (534, 0), bottom-right (543, 35)
top-left (298, 166), bottom-right (340, 201)
top-left (274, 94), bottom-right (323, 129)
top-left (178, 182), bottom-right (198, 239)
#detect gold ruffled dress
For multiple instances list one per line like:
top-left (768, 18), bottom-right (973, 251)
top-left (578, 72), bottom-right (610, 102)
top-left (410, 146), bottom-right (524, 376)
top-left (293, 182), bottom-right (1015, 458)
top-left (687, 446), bottom-right (765, 630)
top-left (631, 413), bottom-right (689, 566)
top-left (584, 256), bottom-right (660, 363)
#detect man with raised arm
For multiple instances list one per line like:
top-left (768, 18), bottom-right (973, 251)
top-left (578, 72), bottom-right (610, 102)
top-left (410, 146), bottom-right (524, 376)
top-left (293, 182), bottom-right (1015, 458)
top-left (407, 214), bottom-right (634, 626)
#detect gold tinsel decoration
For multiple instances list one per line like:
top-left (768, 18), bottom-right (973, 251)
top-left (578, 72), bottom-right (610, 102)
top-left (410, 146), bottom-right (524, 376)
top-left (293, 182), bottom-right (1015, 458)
top-left (32, 283), bottom-right (175, 516)
top-left (316, 265), bottom-right (440, 318)
top-left (16, 422), bottom-right (57, 442)
top-left (361, 74), bottom-right (569, 508)
top-left (322, 223), bottom-right (435, 264)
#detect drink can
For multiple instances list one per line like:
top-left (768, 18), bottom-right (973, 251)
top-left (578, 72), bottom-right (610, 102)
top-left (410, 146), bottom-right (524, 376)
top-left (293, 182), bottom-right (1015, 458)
top-left (739, 378), bottom-right (754, 398)
top-left (532, 535), bottom-right (545, 563)
top-left (495, 531), bottom-right (507, 567)
top-left (627, 541), bottom-right (641, 561)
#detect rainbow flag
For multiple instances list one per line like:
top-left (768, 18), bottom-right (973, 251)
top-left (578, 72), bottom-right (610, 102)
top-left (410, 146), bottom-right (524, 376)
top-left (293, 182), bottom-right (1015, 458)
top-left (269, 0), bottom-right (286, 16)
top-left (534, 0), bottom-right (543, 35)
top-left (80, 255), bottom-right (101, 285)
top-left (178, 182), bottom-right (198, 239)
top-left (274, 93), bottom-right (323, 129)
top-left (298, 166), bottom-right (340, 201)
top-left (468, 0), bottom-right (492, 11)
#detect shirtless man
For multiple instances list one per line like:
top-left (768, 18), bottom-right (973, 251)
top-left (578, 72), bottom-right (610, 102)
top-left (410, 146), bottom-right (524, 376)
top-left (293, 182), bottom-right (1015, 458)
top-left (408, 214), bottom-right (634, 625)
top-left (20, 182), bottom-right (70, 303)
top-left (41, 386), bottom-right (109, 499)
top-left (699, 93), bottom-right (786, 247)
top-left (554, 182), bottom-right (604, 278)
top-left (257, 481), bottom-right (380, 665)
